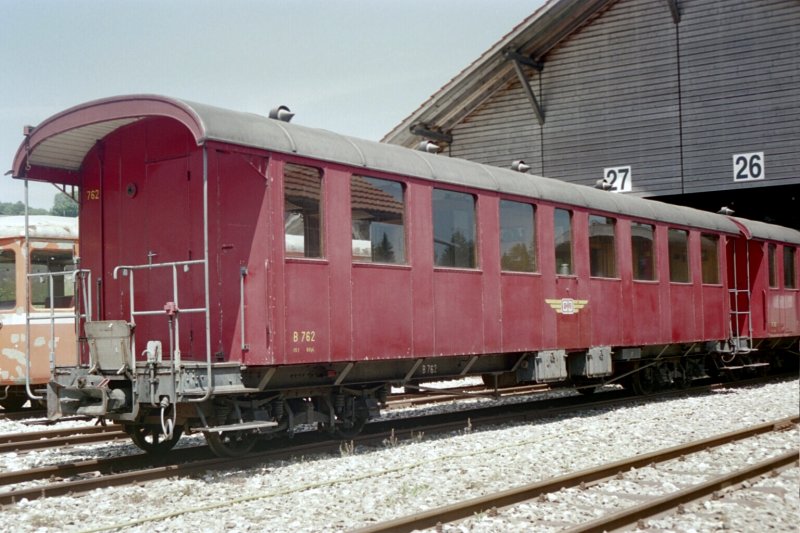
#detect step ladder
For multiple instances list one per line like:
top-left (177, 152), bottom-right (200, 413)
top-left (728, 241), bottom-right (754, 355)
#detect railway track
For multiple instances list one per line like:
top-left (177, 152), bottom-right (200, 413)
top-left (0, 382), bottom-right (556, 456)
top-left (0, 374), bottom-right (789, 457)
top-left (0, 376), bottom-right (792, 507)
top-left (353, 416), bottom-right (798, 533)
top-left (0, 409), bottom-right (47, 421)
top-left (0, 424), bottom-right (126, 453)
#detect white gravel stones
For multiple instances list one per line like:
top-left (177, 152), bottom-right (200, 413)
top-left (1, 379), bottom-right (797, 532)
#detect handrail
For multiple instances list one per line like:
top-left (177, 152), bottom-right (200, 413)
top-left (25, 269), bottom-right (92, 401)
top-left (112, 258), bottom-right (209, 399)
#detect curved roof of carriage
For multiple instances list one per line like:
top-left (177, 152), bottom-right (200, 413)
top-left (9, 95), bottom-right (800, 245)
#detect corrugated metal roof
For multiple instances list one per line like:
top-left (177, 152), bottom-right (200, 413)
top-left (11, 95), bottom-right (800, 245)
top-left (28, 119), bottom-right (140, 171)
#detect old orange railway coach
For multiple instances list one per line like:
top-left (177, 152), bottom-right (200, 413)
top-left (0, 216), bottom-right (78, 410)
top-left (9, 95), bottom-right (799, 456)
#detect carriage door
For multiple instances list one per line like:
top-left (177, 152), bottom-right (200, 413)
top-left (726, 236), bottom-right (753, 353)
top-left (141, 156), bottom-right (203, 360)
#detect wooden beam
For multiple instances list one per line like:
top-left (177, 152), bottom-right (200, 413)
top-left (503, 50), bottom-right (544, 72)
top-left (409, 124), bottom-right (453, 144)
top-left (511, 59), bottom-right (545, 126)
top-left (665, 0), bottom-right (680, 24)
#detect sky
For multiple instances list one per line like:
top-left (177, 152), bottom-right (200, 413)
top-left (0, 0), bottom-right (545, 209)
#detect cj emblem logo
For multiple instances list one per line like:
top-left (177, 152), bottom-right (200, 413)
top-left (545, 298), bottom-right (588, 315)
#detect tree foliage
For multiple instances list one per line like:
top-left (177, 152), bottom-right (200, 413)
top-left (0, 192), bottom-right (78, 217)
top-left (0, 201), bottom-right (49, 216)
top-left (50, 193), bottom-right (79, 217)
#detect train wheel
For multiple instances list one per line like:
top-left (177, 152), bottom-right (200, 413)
top-left (334, 415), bottom-right (367, 439)
top-left (204, 429), bottom-right (258, 457)
top-left (674, 362), bottom-right (692, 389)
top-left (128, 424), bottom-right (184, 454)
top-left (631, 364), bottom-right (658, 395)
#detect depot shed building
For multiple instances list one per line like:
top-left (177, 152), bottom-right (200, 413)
top-left (383, 0), bottom-right (799, 228)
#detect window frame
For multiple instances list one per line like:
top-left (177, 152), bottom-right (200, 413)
top-left (283, 162), bottom-right (325, 260)
top-left (350, 175), bottom-right (407, 265)
top-left (667, 228), bottom-right (691, 284)
top-left (0, 247), bottom-right (16, 311)
top-left (499, 199), bottom-right (537, 274)
top-left (588, 214), bottom-right (618, 279)
top-left (432, 188), bottom-right (478, 270)
top-left (768, 243), bottom-right (778, 288)
top-left (631, 221), bottom-right (657, 282)
top-left (700, 233), bottom-right (721, 285)
top-left (29, 248), bottom-right (76, 310)
top-left (784, 245), bottom-right (797, 289)
top-left (554, 208), bottom-right (574, 276)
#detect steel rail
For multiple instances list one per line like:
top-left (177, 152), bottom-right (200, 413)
top-left (0, 425), bottom-right (125, 453)
top-left (0, 409), bottom-right (47, 421)
top-left (0, 445), bottom-right (212, 488)
top-left (351, 416), bottom-right (799, 533)
top-left (567, 449), bottom-right (799, 533)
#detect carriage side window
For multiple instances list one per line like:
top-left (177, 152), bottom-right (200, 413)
top-left (768, 244), bottom-right (777, 288)
top-left (500, 200), bottom-right (536, 273)
top-left (589, 215), bottom-right (616, 278)
top-left (784, 246), bottom-right (797, 289)
top-left (632, 223), bottom-right (656, 281)
top-left (284, 163), bottom-right (323, 258)
top-left (351, 176), bottom-right (405, 264)
top-left (0, 249), bottom-right (15, 310)
top-left (30, 250), bottom-right (75, 309)
top-left (433, 189), bottom-right (476, 268)
top-left (554, 208), bottom-right (573, 275)
top-left (700, 234), bottom-right (720, 284)
top-left (668, 229), bottom-right (690, 283)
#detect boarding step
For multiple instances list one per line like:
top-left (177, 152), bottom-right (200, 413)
top-left (719, 362), bottom-right (770, 371)
top-left (197, 421), bottom-right (279, 433)
top-left (181, 385), bottom-right (262, 396)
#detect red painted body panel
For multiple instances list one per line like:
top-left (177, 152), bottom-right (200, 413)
top-left (351, 265), bottom-right (413, 359)
top-left (433, 270), bottom-right (484, 355)
top-left (500, 274), bottom-right (543, 351)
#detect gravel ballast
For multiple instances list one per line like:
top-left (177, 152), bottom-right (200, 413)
top-left (1, 379), bottom-right (797, 532)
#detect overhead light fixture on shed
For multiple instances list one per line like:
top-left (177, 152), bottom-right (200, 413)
top-left (416, 141), bottom-right (440, 154)
top-left (269, 105), bottom-right (294, 122)
top-left (511, 160), bottom-right (530, 173)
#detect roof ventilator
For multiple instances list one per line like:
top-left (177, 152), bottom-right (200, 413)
top-left (511, 160), bottom-right (530, 173)
top-left (594, 178), bottom-right (613, 191)
top-left (416, 140), bottom-right (440, 154)
top-left (269, 105), bottom-right (294, 122)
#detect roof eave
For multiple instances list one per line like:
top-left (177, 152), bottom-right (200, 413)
top-left (11, 95), bottom-right (207, 182)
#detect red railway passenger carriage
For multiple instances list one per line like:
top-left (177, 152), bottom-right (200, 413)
top-left (8, 95), bottom-right (799, 456)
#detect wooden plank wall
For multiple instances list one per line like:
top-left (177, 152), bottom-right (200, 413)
top-left (679, 0), bottom-right (799, 194)
top-left (446, 0), bottom-right (799, 198)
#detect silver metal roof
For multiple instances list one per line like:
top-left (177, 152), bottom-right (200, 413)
top-left (11, 95), bottom-right (800, 245)
top-left (0, 216), bottom-right (79, 241)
